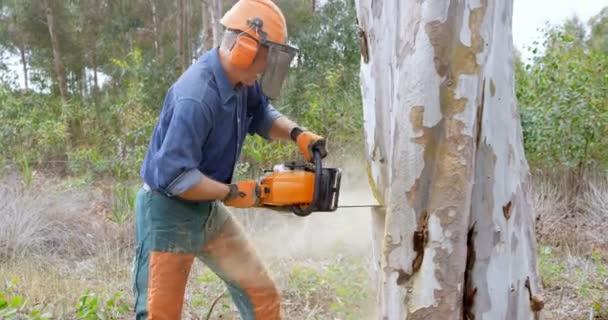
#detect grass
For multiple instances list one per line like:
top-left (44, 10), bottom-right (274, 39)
top-left (0, 175), bottom-right (375, 319)
top-left (533, 174), bottom-right (608, 319)
top-left (538, 244), bottom-right (608, 319)
top-left (1, 172), bottom-right (607, 319)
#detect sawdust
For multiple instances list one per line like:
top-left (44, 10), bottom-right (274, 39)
top-left (234, 163), bottom-right (377, 260)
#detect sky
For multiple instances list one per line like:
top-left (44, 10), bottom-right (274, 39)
top-left (513, 0), bottom-right (608, 60)
top-left (2, 0), bottom-right (608, 88)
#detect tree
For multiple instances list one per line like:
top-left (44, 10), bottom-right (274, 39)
top-left (43, 0), bottom-right (68, 102)
top-left (201, 0), bottom-right (223, 51)
top-left (589, 7), bottom-right (608, 53)
top-left (354, 0), bottom-right (544, 318)
top-left (0, 1), bottom-right (31, 90)
top-left (516, 15), bottom-right (608, 191)
top-left (176, 0), bottom-right (186, 72)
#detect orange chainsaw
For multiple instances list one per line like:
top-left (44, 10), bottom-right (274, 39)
top-left (257, 149), bottom-right (343, 216)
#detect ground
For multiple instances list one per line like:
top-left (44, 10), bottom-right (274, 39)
top-left (0, 167), bottom-right (607, 319)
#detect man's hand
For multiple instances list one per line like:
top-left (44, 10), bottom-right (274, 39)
top-left (293, 129), bottom-right (328, 162)
top-left (223, 180), bottom-right (260, 208)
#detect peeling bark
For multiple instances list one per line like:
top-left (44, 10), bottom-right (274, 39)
top-left (355, 0), bottom-right (543, 318)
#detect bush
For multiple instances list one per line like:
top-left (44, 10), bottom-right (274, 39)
top-left (517, 23), bottom-right (608, 175)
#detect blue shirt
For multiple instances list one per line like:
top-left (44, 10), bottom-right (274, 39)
top-left (140, 48), bottom-right (282, 196)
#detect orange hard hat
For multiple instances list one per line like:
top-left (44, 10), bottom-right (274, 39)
top-left (220, 0), bottom-right (288, 44)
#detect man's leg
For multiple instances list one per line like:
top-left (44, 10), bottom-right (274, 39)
top-left (133, 189), bottom-right (211, 320)
top-left (198, 203), bottom-right (281, 320)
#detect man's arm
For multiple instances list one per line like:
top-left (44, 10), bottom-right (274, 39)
top-left (178, 175), bottom-right (230, 201)
top-left (268, 116), bottom-right (298, 141)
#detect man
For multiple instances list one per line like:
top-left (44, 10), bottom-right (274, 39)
top-left (133, 0), bottom-right (327, 319)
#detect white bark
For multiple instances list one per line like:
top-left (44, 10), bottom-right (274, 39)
top-left (201, 0), bottom-right (222, 52)
top-left (355, 0), bottom-right (543, 319)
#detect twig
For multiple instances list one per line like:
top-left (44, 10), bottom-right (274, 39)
top-left (205, 289), bottom-right (227, 320)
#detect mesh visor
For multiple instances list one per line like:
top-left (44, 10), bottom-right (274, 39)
top-left (260, 43), bottom-right (297, 99)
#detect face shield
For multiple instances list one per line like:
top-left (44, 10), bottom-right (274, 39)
top-left (259, 41), bottom-right (297, 100)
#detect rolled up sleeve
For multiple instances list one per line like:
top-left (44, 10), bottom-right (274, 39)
top-left (247, 83), bottom-right (283, 140)
top-left (152, 98), bottom-right (212, 196)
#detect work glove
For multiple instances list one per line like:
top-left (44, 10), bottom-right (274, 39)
top-left (292, 128), bottom-right (328, 162)
top-left (223, 180), bottom-right (260, 208)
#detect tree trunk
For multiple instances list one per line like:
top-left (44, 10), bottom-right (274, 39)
top-left (355, 0), bottom-right (544, 318)
top-left (91, 0), bottom-right (100, 99)
top-left (150, 0), bottom-right (163, 61)
top-left (209, 0), bottom-right (222, 48)
top-left (201, 0), bottom-right (214, 51)
top-left (185, 0), bottom-right (191, 66)
top-left (92, 48), bottom-right (99, 97)
top-left (43, 0), bottom-right (68, 102)
top-left (201, 0), bottom-right (222, 52)
top-left (18, 42), bottom-right (28, 91)
top-left (176, 0), bottom-right (186, 72)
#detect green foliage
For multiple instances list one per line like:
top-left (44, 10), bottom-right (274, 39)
top-left (110, 182), bottom-right (138, 225)
top-left (240, 136), bottom-right (296, 178)
top-left (190, 268), bottom-right (231, 316)
top-left (0, 45), bottom-right (158, 180)
top-left (517, 17), bottom-right (608, 174)
top-left (0, 86), bottom-right (67, 165)
top-left (538, 244), bottom-right (608, 314)
top-left (538, 245), bottom-right (566, 288)
top-left (0, 0), bottom-right (364, 182)
top-left (277, 0), bottom-right (363, 158)
top-left (0, 291), bottom-right (51, 319)
top-left (286, 257), bottom-right (372, 319)
top-left (1, 279), bottom-right (130, 319)
top-left (75, 292), bottom-right (130, 320)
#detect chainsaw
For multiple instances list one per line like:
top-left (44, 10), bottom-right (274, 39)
top-left (257, 149), bottom-right (380, 216)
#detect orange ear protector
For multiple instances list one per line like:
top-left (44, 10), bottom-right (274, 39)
top-left (228, 17), bottom-right (267, 69)
top-left (230, 33), bottom-right (260, 69)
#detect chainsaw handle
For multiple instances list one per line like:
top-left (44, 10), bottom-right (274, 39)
top-left (291, 149), bottom-right (322, 217)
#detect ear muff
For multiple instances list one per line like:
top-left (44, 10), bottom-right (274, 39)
top-left (230, 34), bottom-right (259, 69)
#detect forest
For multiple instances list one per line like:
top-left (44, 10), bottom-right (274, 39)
top-left (0, 0), bottom-right (607, 318)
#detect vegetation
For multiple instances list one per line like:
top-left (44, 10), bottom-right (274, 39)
top-left (0, 0), bottom-right (607, 319)
top-left (516, 9), bottom-right (608, 183)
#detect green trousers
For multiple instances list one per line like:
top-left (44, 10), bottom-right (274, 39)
top-left (133, 188), bottom-right (281, 319)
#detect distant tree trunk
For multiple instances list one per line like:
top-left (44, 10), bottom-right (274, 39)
top-left (92, 48), bottom-right (99, 97)
top-left (201, 0), bottom-right (222, 52)
top-left (91, 0), bottom-right (100, 98)
top-left (176, 0), bottom-right (186, 72)
top-left (311, 0), bottom-right (316, 13)
top-left (150, 0), bottom-right (163, 61)
top-left (355, 0), bottom-right (544, 318)
top-left (43, 0), bottom-right (68, 102)
top-left (209, 0), bottom-right (222, 48)
top-left (18, 42), bottom-right (28, 91)
top-left (81, 68), bottom-right (87, 97)
top-left (201, 0), bottom-right (214, 51)
top-left (185, 0), bottom-right (191, 65)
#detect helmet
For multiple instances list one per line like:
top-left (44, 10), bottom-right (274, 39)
top-left (220, 0), bottom-right (298, 99)
top-left (221, 0), bottom-right (287, 44)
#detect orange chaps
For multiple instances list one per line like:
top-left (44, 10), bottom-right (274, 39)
top-left (133, 189), bottom-right (281, 319)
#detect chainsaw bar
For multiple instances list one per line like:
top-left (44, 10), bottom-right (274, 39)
top-left (337, 204), bottom-right (382, 209)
